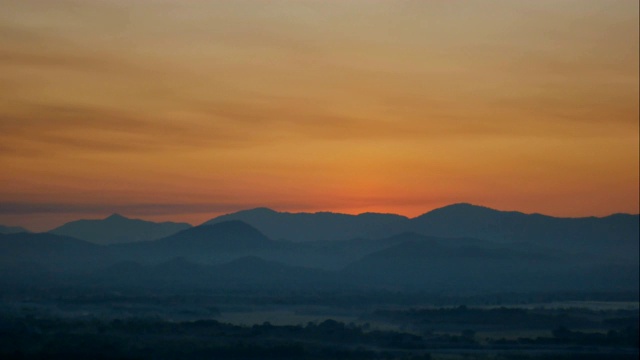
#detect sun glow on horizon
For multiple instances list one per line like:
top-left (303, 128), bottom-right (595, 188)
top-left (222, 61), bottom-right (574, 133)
top-left (0, 0), bottom-right (638, 231)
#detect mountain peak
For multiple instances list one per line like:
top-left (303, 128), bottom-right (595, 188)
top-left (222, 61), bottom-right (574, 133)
top-left (421, 203), bottom-right (500, 217)
top-left (50, 213), bottom-right (191, 245)
top-left (105, 213), bottom-right (128, 221)
top-left (0, 224), bottom-right (30, 234)
top-left (198, 220), bottom-right (267, 236)
top-left (242, 207), bottom-right (279, 214)
top-left (154, 220), bottom-right (273, 252)
top-left (439, 203), bottom-right (490, 210)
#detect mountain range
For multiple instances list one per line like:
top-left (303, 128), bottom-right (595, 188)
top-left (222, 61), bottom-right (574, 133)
top-left (0, 224), bottom-right (29, 234)
top-left (6, 203), bottom-right (631, 248)
top-left (49, 213), bottom-right (191, 244)
top-left (203, 203), bottom-right (638, 261)
top-left (203, 207), bottom-right (409, 242)
top-left (0, 203), bottom-right (637, 295)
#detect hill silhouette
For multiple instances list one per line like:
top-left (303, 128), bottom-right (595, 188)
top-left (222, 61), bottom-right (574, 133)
top-left (0, 224), bottom-right (29, 234)
top-left (111, 220), bottom-right (280, 264)
top-left (203, 207), bottom-right (409, 241)
top-left (0, 232), bottom-right (101, 263)
top-left (154, 220), bottom-right (272, 250)
top-left (203, 204), bottom-right (639, 262)
top-left (93, 255), bottom-right (333, 291)
top-left (409, 203), bottom-right (639, 261)
top-left (0, 232), bottom-right (110, 282)
top-left (342, 235), bottom-right (637, 293)
top-left (49, 213), bottom-right (191, 244)
top-left (1, 205), bottom-right (637, 295)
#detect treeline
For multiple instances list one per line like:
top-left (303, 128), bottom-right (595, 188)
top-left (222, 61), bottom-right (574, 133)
top-left (492, 325), bottom-right (639, 348)
top-left (368, 305), bottom-right (639, 332)
top-left (0, 314), bottom-right (637, 360)
top-left (0, 316), bottom-right (432, 360)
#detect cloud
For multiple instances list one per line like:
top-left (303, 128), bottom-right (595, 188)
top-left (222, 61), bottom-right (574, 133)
top-left (0, 0), bottom-right (637, 232)
top-left (4, 88), bottom-right (634, 161)
top-left (0, 50), bottom-right (114, 71)
top-left (0, 201), bottom-right (249, 216)
top-left (0, 103), bottom-right (282, 156)
top-left (0, 199), bottom-right (364, 219)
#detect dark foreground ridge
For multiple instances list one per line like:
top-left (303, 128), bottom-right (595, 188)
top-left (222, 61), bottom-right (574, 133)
top-left (0, 306), bottom-right (637, 360)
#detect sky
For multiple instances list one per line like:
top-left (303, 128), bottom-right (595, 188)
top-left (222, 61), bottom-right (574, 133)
top-left (0, 0), bottom-right (638, 231)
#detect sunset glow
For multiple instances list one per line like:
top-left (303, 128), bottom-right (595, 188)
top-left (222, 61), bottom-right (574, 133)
top-left (1, 0), bottom-right (638, 231)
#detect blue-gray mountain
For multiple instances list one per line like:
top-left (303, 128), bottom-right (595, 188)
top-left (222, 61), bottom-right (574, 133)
top-left (49, 213), bottom-right (191, 244)
top-left (2, 203), bottom-right (638, 295)
top-left (112, 220), bottom-right (280, 264)
top-left (0, 224), bottom-right (29, 234)
top-left (341, 236), bottom-right (637, 293)
top-left (204, 203), bottom-right (638, 261)
top-left (94, 256), bottom-right (333, 291)
top-left (203, 207), bottom-right (410, 242)
top-left (1, 222), bottom-right (637, 295)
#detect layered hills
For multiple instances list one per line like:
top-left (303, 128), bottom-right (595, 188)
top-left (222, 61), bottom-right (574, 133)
top-left (0, 224), bottom-right (29, 234)
top-left (0, 203), bottom-right (637, 295)
top-left (49, 213), bottom-right (191, 244)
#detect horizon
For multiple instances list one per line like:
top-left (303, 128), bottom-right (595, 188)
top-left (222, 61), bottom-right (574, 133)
top-left (1, 1), bottom-right (638, 232)
top-left (4, 202), bottom-right (639, 233)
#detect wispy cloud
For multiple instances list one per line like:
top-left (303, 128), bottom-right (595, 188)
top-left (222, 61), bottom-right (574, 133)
top-left (0, 0), bottom-right (637, 228)
top-left (0, 201), bottom-right (250, 216)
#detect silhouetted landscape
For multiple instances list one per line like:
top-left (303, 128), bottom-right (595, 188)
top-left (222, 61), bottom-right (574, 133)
top-left (1, 204), bottom-right (638, 359)
top-left (2, 0), bottom-right (638, 358)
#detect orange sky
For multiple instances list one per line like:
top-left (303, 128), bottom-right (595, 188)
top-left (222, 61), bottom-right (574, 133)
top-left (1, 0), bottom-right (638, 231)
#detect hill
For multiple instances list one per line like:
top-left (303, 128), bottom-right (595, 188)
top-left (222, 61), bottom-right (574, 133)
top-left (342, 236), bottom-right (638, 293)
top-left (89, 256), bottom-right (334, 291)
top-left (0, 232), bottom-right (110, 283)
top-left (203, 207), bottom-right (409, 241)
top-left (203, 204), bottom-right (639, 262)
top-left (410, 203), bottom-right (639, 261)
top-left (0, 224), bottom-right (29, 234)
top-left (49, 213), bottom-right (191, 244)
top-left (111, 220), bottom-right (280, 264)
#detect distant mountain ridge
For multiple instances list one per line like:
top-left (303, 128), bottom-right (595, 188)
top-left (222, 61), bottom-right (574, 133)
top-left (0, 232), bottom-right (108, 274)
top-left (0, 224), bottom-right (30, 234)
top-left (203, 207), bottom-right (410, 242)
top-left (430, 204), bottom-right (639, 263)
top-left (1, 213), bottom-right (638, 294)
top-left (131, 220), bottom-right (278, 261)
top-left (49, 213), bottom-right (191, 244)
top-left (2, 221), bottom-right (278, 271)
top-left (203, 203), bottom-right (639, 253)
top-left (342, 237), bottom-right (637, 292)
top-left (35, 203), bottom-right (640, 246)
top-left (94, 255), bottom-right (334, 291)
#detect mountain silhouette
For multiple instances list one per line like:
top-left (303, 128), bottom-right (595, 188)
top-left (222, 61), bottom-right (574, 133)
top-left (49, 213), bottom-right (191, 244)
top-left (113, 220), bottom-right (279, 264)
top-left (152, 220), bottom-right (274, 251)
top-left (1, 204), bottom-right (637, 295)
top-left (93, 255), bottom-right (333, 291)
top-left (203, 207), bottom-right (409, 241)
top-left (203, 204), bottom-right (638, 262)
top-left (0, 232), bottom-right (110, 279)
top-left (0, 232), bottom-right (99, 261)
top-left (0, 224), bottom-right (30, 234)
top-left (341, 235), bottom-right (636, 293)
top-left (409, 203), bottom-right (639, 261)
top-left (212, 256), bottom-right (333, 289)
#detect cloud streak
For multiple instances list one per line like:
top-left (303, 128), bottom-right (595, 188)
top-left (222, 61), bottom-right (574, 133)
top-left (0, 0), bottom-right (637, 230)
